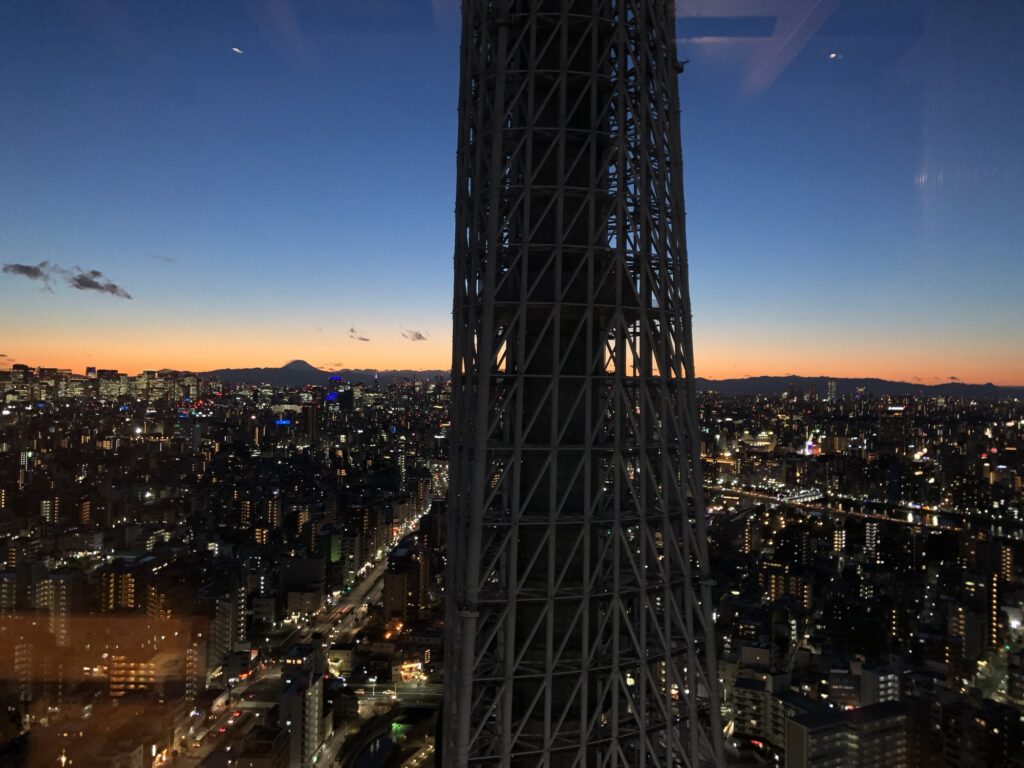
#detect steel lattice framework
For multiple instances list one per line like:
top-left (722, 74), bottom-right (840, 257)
top-left (444, 1), bottom-right (724, 766)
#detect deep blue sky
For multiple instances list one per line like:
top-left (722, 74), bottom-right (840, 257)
top-left (1, 1), bottom-right (1022, 383)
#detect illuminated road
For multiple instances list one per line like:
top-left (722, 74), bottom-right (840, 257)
top-left (307, 560), bottom-right (387, 644)
top-left (171, 515), bottom-right (429, 768)
top-left (401, 743), bottom-right (435, 766)
top-left (364, 681), bottom-right (444, 708)
top-left (174, 708), bottom-right (260, 767)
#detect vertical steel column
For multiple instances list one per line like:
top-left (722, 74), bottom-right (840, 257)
top-left (445, 2), bottom-right (724, 766)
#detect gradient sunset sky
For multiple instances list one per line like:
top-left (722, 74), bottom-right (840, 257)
top-left (2, 1), bottom-right (1022, 384)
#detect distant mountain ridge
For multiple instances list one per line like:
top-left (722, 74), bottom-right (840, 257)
top-left (200, 362), bottom-right (1023, 397)
top-left (202, 360), bottom-right (448, 387)
top-left (692, 375), bottom-right (1024, 398)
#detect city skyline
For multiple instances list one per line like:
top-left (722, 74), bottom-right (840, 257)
top-left (1, 361), bottom-right (1021, 767)
top-left (3, 1), bottom-right (1023, 385)
top-left (2, 355), bottom-right (1023, 390)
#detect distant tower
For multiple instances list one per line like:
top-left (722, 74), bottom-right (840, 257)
top-left (445, 2), bottom-right (724, 766)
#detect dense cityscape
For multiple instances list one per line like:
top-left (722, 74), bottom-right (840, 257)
top-left (0, 363), bottom-right (1020, 766)
top-left (3, 2), bottom-right (1023, 766)
top-left (0, 363), bottom-right (449, 767)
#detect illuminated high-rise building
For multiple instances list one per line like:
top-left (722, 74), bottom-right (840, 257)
top-left (240, 498), bottom-right (253, 529)
top-left (98, 562), bottom-right (137, 612)
top-left (865, 520), bottom-right (879, 563)
top-left (267, 491), bottom-right (282, 529)
top-left (1000, 544), bottom-right (1013, 581)
top-left (40, 497), bottom-right (59, 524)
top-left (36, 568), bottom-right (81, 648)
top-left (989, 572), bottom-right (1001, 649)
top-left (445, 2), bottom-right (723, 764)
top-left (834, 527), bottom-right (847, 554)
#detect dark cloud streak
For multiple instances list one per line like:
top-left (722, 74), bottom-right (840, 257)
top-left (401, 329), bottom-right (429, 341)
top-left (67, 269), bottom-right (132, 299)
top-left (3, 261), bottom-right (54, 286)
top-left (3, 261), bottom-right (132, 299)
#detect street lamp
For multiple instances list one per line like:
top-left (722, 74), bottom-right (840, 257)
top-left (369, 675), bottom-right (377, 700)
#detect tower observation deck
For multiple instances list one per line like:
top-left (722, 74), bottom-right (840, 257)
top-left (444, 2), bottom-right (724, 765)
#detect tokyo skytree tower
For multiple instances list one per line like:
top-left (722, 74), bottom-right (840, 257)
top-left (444, 2), bottom-right (725, 766)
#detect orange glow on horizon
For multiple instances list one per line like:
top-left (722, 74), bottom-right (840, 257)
top-left (2, 330), bottom-right (1021, 386)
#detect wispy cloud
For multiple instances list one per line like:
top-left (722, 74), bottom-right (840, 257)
top-left (401, 329), bottom-right (429, 342)
top-left (152, 255), bottom-right (176, 264)
top-left (949, 375), bottom-right (960, 381)
top-left (3, 261), bottom-right (55, 289)
top-left (67, 269), bottom-right (132, 299)
top-left (3, 260), bottom-right (133, 299)
top-left (349, 327), bottom-right (370, 342)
